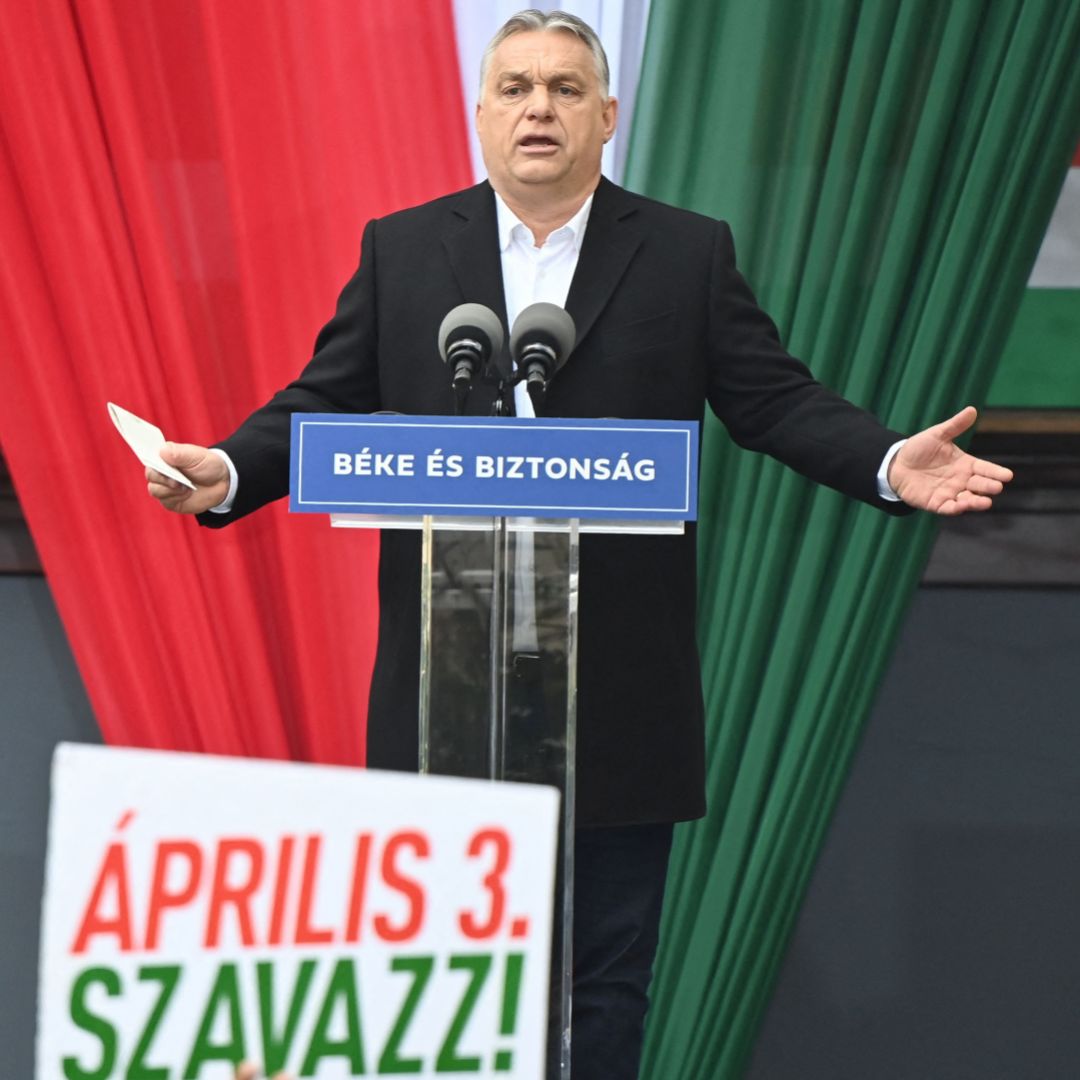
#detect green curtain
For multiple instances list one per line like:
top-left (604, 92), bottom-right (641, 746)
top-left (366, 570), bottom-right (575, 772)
top-left (624, 2), bottom-right (1080, 1076)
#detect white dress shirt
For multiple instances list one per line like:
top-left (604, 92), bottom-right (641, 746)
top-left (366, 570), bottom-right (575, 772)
top-left (495, 191), bottom-right (592, 418)
top-left (494, 192), bottom-right (595, 648)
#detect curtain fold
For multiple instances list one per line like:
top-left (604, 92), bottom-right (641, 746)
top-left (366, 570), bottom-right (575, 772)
top-left (0, 1), bottom-right (472, 762)
top-left (625, 2), bottom-right (1080, 1075)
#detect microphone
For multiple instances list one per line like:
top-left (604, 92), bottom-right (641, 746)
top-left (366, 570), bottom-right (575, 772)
top-left (437, 303), bottom-right (505, 414)
top-left (509, 302), bottom-right (576, 415)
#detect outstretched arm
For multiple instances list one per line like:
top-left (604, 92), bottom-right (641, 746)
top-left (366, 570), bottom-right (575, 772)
top-left (888, 406), bottom-right (1012, 515)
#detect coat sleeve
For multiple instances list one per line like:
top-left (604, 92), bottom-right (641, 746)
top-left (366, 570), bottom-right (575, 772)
top-left (200, 219), bottom-right (383, 526)
top-left (705, 221), bottom-right (911, 514)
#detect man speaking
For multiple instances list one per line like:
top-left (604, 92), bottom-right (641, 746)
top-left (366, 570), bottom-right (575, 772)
top-left (147, 10), bottom-right (1011, 1078)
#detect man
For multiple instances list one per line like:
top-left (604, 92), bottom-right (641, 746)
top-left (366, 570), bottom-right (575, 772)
top-left (148, 11), bottom-right (1011, 1078)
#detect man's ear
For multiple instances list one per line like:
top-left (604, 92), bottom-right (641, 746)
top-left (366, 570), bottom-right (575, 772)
top-left (602, 96), bottom-right (619, 143)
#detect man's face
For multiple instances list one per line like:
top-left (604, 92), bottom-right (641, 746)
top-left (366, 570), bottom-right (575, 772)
top-left (476, 29), bottom-right (617, 205)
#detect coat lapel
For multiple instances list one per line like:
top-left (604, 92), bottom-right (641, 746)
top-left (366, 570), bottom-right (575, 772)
top-left (565, 177), bottom-right (643, 351)
top-left (441, 182), bottom-right (511, 413)
top-left (442, 181), bottom-right (509, 333)
top-left (439, 178), bottom-right (644, 411)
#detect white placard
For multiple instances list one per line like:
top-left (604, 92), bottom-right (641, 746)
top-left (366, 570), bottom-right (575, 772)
top-left (37, 745), bottom-right (559, 1079)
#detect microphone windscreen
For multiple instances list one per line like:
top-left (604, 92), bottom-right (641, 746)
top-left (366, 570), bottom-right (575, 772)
top-left (509, 303), bottom-right (576, 370)
top-left (437, 303), bottom-right (505, 363)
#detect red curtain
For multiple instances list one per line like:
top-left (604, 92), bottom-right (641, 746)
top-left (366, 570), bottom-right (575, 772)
top-left (0, 0), bottom-right (473, 762)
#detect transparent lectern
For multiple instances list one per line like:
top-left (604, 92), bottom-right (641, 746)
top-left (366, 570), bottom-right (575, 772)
top-left (293, 413), bottom-right (698, 1079)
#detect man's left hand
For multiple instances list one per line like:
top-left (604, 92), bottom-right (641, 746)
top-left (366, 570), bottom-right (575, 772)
top-left (889, 406), bottom-right (1013, 515)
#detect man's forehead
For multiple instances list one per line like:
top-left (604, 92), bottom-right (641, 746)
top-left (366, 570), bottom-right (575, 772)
top-left (493, 64), bottom-right (588, 85)
top-left (486, 30), bottom-right (596, 83)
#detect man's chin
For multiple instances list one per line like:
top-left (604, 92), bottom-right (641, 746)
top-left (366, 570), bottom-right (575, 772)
top-left (508, 163), bottom-right (567, 187)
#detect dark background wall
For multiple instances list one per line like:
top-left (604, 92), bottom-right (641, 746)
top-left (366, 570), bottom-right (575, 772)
top-left (0, 576), bottom-right (99, 1079)
top-left (746, 587), bottom-right (1080, 1080)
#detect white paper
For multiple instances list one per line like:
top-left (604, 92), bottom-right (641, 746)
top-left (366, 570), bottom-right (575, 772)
top-left (107, 402), bottom-right (196, 489)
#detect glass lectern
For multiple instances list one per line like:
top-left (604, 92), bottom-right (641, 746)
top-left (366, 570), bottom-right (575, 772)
top-left (331, 512), bottom-right (682, 1079)
top-left (296, 411), bottom-right (697, 1079)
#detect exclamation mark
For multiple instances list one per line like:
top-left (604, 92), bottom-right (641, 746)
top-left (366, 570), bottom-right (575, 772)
top-left (494, 953), bottom-right (524, 1071)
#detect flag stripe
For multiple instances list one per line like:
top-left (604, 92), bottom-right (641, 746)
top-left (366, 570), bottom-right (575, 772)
top-left (987, 288), bottom-right (1080, 406)
top-left (989, 133), bottom-right (1080, 407)
top-left (1029, 167), bottom-right (1080, 287)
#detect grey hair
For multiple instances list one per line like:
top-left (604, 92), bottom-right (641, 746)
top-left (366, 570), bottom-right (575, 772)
top-left (479, 9), bottom-right (611, 99)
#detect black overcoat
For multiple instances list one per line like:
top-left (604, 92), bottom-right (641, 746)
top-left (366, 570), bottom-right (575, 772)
top-left (203, 178), bottom-right (908, 825)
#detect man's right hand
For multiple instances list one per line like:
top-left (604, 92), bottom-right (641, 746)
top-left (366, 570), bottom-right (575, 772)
top-left (146, 442), bottom-right (230, 515)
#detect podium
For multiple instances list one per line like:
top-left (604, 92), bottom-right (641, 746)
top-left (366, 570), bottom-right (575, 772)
top-left (292, 414), bottom-right (698, 1078)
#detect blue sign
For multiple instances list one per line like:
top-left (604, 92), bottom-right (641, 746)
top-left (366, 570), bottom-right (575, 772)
top-left (290, 415), bottom-right (698, 521)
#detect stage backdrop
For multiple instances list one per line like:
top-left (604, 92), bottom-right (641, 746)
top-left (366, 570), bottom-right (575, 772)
top-left (3, 3), bottom-right (1080, 1080)
top-left (0, 0), bottom-right (473, 764)
top-left (627, 3), bottom-right (1080, 1077)
top-left (0, 0), bottom-right (651, 767)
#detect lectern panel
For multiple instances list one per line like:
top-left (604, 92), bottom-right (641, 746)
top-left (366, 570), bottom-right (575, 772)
top-left (420, 517), bottom-right (578, 1080)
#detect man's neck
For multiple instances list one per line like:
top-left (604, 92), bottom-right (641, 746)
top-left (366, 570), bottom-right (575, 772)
top-left (494, 180), bottom-right (600, 247)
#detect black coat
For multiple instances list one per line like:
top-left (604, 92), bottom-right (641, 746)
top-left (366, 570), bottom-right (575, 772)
top-left (203, 177), bottom-right (908, 826)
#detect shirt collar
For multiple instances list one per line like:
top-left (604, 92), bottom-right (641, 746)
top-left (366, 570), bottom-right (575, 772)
top-left (494, 190), bottom-right (594, 253)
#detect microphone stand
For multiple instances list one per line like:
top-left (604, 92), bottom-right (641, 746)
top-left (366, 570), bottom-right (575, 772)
top-left (488, 370), bottom-right (511, 780)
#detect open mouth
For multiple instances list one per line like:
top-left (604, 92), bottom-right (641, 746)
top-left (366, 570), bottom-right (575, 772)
top-left (519, 135), bottom-right (559, 150)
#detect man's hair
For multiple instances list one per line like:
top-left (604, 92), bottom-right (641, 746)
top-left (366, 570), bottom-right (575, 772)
top-left (479, 9), bottom-right (611, 99)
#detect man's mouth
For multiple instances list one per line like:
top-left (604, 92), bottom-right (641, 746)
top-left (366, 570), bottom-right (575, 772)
top-left (519, 135), bottom-right (559, 150)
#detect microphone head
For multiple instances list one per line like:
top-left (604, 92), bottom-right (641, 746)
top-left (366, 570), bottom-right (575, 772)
top-left (509, 302), bottom-right (576, 373)
top-left (437, 303), bottom-right (504, 364)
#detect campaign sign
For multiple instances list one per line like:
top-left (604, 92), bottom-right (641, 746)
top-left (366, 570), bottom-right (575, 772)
top-left (38, 745), bottom-right (559, 1079)
top-left (289, 415), bottom-right (698, 520)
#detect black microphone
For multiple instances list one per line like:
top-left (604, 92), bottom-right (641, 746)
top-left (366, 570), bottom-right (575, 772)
top-left (437, 303), bottom-right (505, 414)
top-left (509, 302), bottom-right (576, 415)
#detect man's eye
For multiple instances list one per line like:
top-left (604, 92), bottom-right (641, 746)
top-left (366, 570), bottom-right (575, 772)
top-left (556, 85), bottom-right (580, 97)
top-left (503, 86), bottom-right (524, 98)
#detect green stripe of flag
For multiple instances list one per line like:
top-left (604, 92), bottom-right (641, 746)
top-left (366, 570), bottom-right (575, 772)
top-left (987, 288), bottom-right (1080, 406)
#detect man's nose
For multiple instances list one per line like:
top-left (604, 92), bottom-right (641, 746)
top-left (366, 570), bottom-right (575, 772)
top-left (525, 87), bottom-right (555, 120)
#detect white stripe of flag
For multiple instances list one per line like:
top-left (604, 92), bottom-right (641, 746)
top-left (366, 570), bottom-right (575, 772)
top-left (1029, 144), bottom-right (1080, 288)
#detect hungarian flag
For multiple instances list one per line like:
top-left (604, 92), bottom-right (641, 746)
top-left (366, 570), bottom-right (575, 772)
top-left (988, 141), bottom-right (1080, 405)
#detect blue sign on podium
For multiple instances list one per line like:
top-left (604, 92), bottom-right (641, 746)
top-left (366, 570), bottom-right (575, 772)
top-left (290, 414), bottom-right (698, 521)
